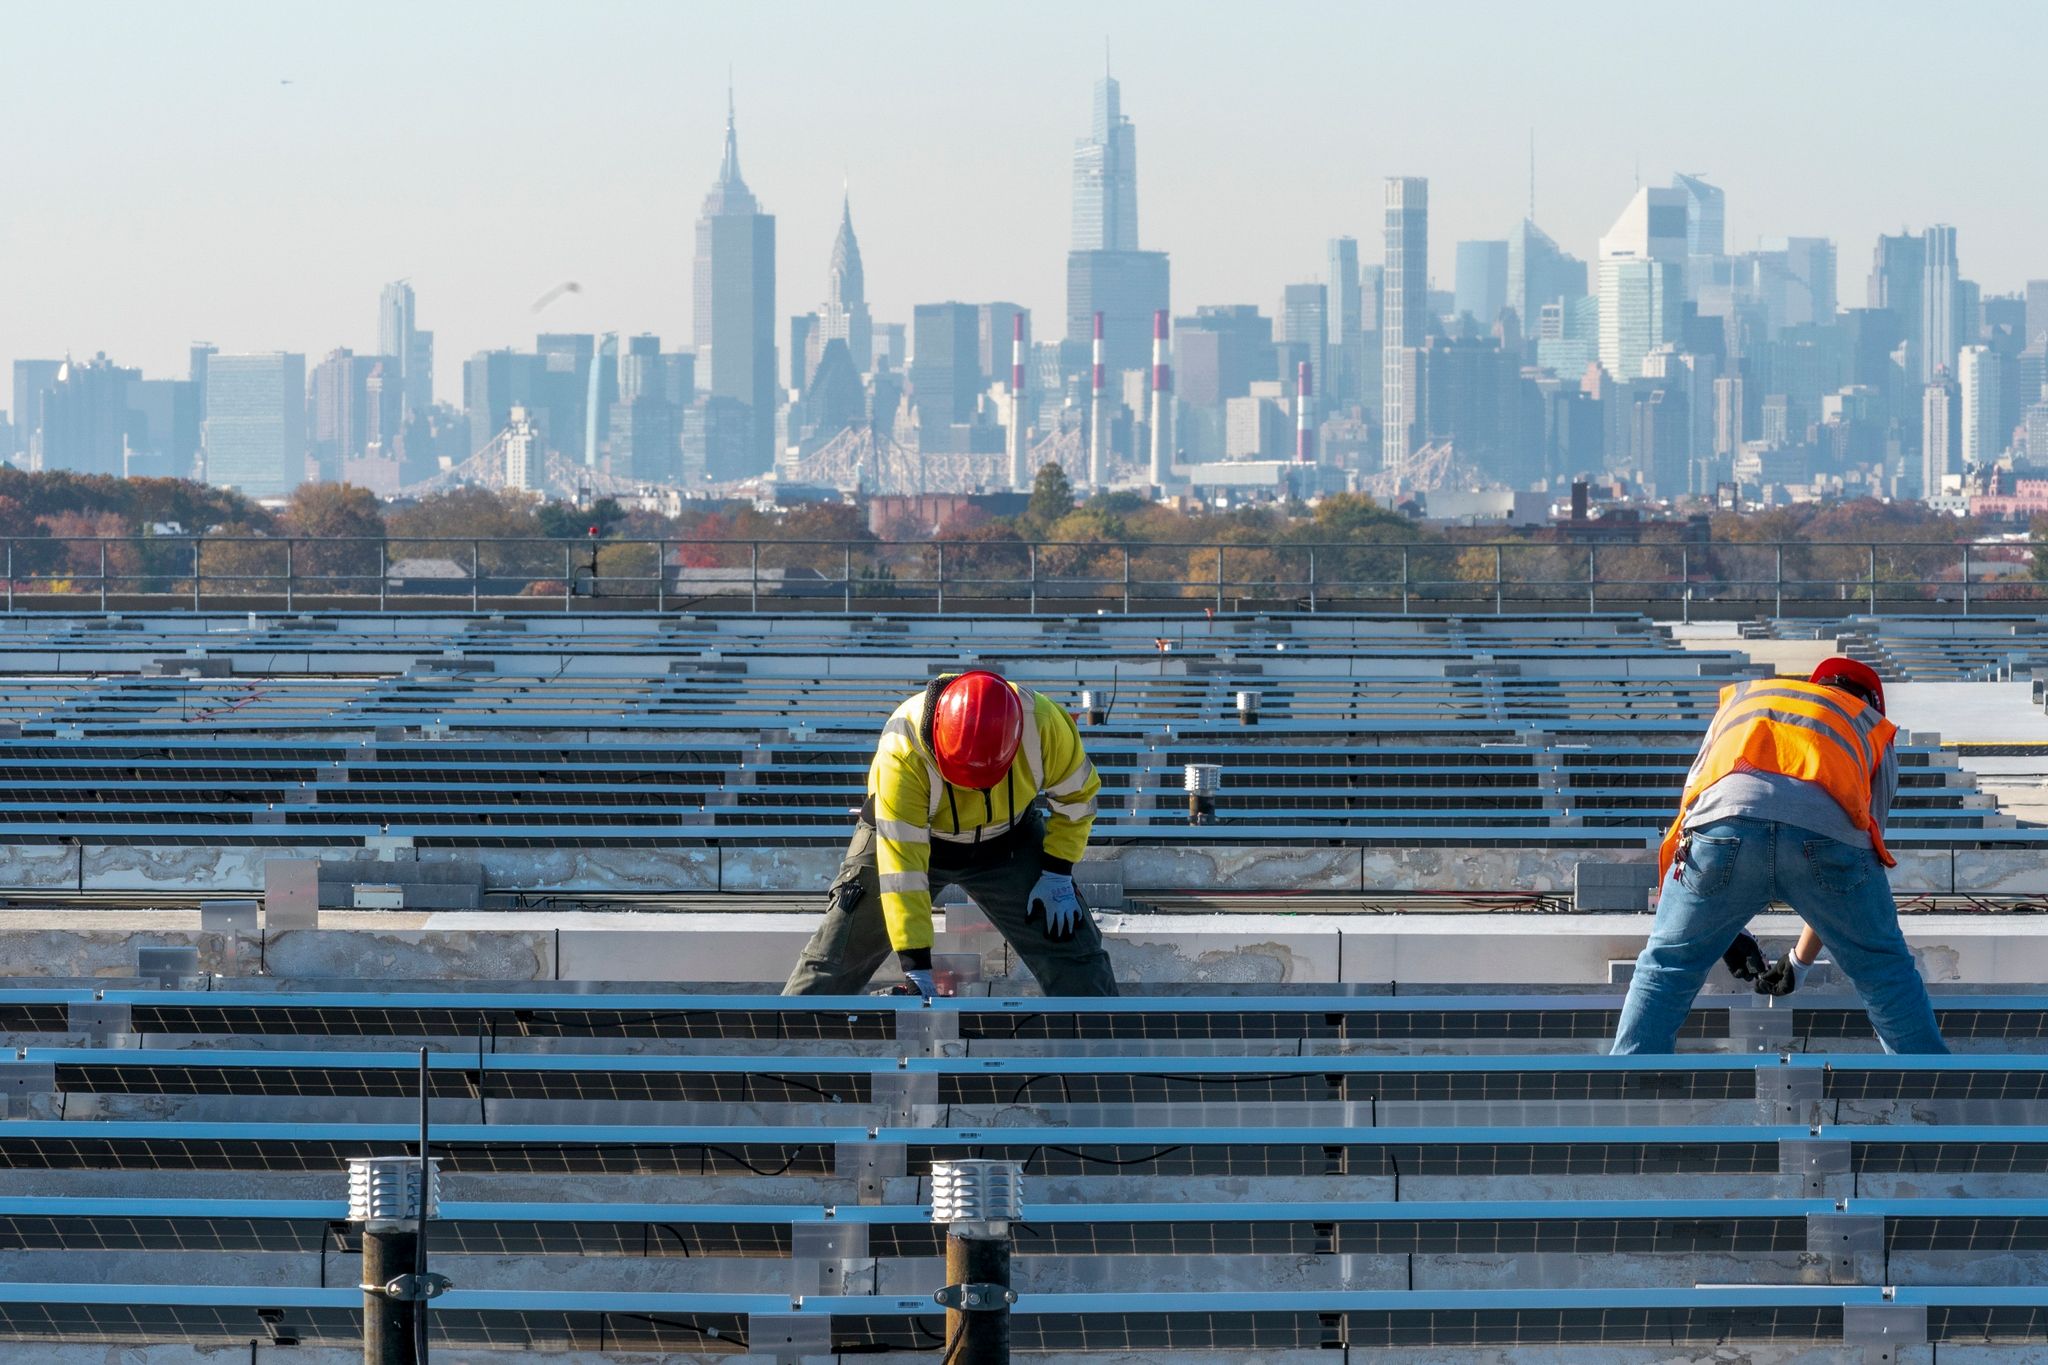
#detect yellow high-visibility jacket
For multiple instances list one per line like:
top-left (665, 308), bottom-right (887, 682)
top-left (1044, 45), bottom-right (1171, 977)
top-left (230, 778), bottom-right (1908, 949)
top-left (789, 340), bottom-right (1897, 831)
top-left (871, 679), bottom-right (1100, 952)
top-left (1658, 676), bottom-right (1897, 879)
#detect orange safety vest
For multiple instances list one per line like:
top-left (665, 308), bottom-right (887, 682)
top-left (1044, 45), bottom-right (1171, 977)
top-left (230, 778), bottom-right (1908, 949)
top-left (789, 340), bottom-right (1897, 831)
top-left (1658, 676), bottom-right (1897, 878)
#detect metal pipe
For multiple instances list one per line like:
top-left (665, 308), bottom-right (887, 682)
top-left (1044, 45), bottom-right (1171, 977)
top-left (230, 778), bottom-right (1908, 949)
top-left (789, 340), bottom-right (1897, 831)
top-left (930, 1159), bottom-right (1020, 1365)
top-left (348, 1147), bottom-right (441, 1365)
top-left (1079, 689), bottom-right (1106, 726)
top-left (1184, 762), bottom-right (1221, 824)
top-left (284, 540), bottom-right (294, 614)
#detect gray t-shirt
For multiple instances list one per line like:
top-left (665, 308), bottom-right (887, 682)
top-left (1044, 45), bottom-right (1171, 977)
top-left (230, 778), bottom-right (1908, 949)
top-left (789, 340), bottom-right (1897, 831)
top-left (1681, 749), bottom-right (1897, 846)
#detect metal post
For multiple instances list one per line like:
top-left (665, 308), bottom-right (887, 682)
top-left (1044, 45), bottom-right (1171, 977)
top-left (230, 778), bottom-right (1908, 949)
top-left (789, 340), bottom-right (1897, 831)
top-left (1400, 546), bottom-right (1410, 614)
top-left (749, 542), bottom-right (760, 614)
top-left (349, 1154), bottom-right (441, 1365)
top-left (348, 1049), bottom-right (447, 1365)
top-left (1307, 547), bottom-right (1317, 614)
top-left (1681, 545), bottom-right (1690, 626)
top-left (469, 542), bottom-right (479, 614)
top-left (1122, 546), bottom-right (1132, 615)
top-left (1587, 544), bottom-right (1596, 614)
top-left (1493, 545), bottom-right (1503, 615)
top-left (99, 541), bottom-right (108, 614)
top-left (1214, 546), bottom-right (1224, 614)
top-left (284, 539), bottom-right (294, 613)
top-left (931, 1160), bottom-right (1020, 1365)
top-left (563, 544), bottom-right (573, 614)
top-left (4, 541), bottom-right (11, 613)
top-left (378, 542), bottom-right (387, 613)
top-left (843, 544), bottom-right (853, 614)
top-left (1963, 544), bottom-right (1973, 616)
top-left (656, 541), bottom-right (667, 613)
top-left (1775, 544), bottom-right (1784, 619)
top-left (935, 542), bottom-right (946, 613)
top-left (193, 538), bottom-right (202, 612)
top-left (1028, 543), bottom-right (1038, 614)
top-left (1868, 544), bottom-right (1877, 614)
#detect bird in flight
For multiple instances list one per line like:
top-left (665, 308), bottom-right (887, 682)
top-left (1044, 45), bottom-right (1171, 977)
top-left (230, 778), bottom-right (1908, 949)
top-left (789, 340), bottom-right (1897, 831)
top-left (531, 281), bottom-right (583, 313)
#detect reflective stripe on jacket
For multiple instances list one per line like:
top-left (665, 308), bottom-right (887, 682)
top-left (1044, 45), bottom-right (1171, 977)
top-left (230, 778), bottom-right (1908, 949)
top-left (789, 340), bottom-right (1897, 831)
top-left (1657, 677), bottom-right (1898, 878)
top-left (870, 682), bottom-right (1099, 952)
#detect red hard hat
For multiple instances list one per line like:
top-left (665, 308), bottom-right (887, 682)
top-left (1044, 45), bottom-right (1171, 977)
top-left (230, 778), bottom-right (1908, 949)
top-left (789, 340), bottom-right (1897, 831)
top-left (1810, 656), bottom-right (1885, 714)
top-left (930, 671), bottom-right (1024, 790)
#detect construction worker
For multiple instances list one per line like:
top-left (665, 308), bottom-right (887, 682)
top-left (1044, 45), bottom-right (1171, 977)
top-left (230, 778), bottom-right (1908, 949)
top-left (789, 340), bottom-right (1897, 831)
top-left (1612, 658), bottom-right (1947, 1054)
top-left (783, 670), bottom-right (1118, 997)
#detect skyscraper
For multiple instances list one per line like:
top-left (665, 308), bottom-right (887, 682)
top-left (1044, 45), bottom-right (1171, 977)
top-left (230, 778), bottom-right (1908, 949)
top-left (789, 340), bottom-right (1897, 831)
top-left (1453, 241), bottom-right (1508, 328)
top-left (203, 352), bottom-right (307, 495)
top-left (2027, 280), bottom-right (2048, 348)
top-left (1921, 369), bottom-right (1961, 498)
top-left (1326, 237), bottom-right (1363, 406)
top-left (1280, 284), bottom-right (1328, 417)
top-left (1065, 73), bottom-right (1166, 376)
top-left (378, 281), bottom-right (433, 416)
top-left (1922, 225), bottom-right (1960, 388)
top-left (38, 355), bottom-right (139, 477)
top-left (308, 348), bottom-right (399, 483)
top-left (1671, 173), bottom-right (1726, 299)
top-left (909, 302), bottom-right (982, 433)
top-left (1068, 252), bottom-right (1170, 376)
top-left (1381, 176), bottom-right (1428, 474)
top-left (9, 360), bottom-right (63, 462)
top-left (692, 92), bottom-right (777, 476)
top-left (818, 191), bottom-right (873, 381)
top-left (1958, 343), bottom-right (2002, 468)
top-left (1597, 187), bottom-right (1687, 381)
top-left (1072, 71), bottom-right (1138, 252)
top-left (1506, 220), bottom-right (1588, 339)
top-left (1869, 233), bottom-right (1927, 383)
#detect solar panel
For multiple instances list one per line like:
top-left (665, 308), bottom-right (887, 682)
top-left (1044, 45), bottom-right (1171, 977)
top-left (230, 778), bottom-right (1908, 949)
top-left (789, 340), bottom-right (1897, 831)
top-left (44, 1049), bottom-right (2048, 1110)
top-left (29, 988), bottom-right (2048, 1048)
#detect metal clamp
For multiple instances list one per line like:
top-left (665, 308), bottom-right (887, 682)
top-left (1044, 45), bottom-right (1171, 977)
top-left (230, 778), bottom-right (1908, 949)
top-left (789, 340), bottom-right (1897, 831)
top-left (934, 1283), bottom-right (1016, 1312)
top-left (371, 1272), bottom-right (452, 1302)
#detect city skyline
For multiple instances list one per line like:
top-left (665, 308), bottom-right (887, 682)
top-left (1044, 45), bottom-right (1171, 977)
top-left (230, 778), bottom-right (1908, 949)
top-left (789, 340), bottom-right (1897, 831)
top-left (6, 0), bottom-right (2045, 404)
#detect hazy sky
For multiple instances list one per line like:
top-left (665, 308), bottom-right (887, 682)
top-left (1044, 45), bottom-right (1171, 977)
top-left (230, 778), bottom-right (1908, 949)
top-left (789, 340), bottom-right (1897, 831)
top-left (6, 0), bottom-right (2043, 412)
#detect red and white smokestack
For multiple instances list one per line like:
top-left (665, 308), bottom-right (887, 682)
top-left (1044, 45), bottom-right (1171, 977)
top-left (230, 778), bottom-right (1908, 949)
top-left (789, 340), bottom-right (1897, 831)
top-left (1088, 311), bottom-right (1108, 489)
top-left (1149, 309), bottom-right (1172, 489)
top-left (1295, 360), bottom-right (1315, 465)
top-left (1008, 312), bottom-right (1028, 492)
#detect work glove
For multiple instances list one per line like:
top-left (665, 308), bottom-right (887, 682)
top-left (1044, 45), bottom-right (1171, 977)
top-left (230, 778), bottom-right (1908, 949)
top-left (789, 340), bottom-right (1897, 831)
top-left (1027, 871), bottom-right (1084, 942)
top-left (1754, 954), bottom-right (1814, 997)
top-left (902, 968), bottom-right (938, 998)
top-left (1721, 929), bottom-right (1768, 983)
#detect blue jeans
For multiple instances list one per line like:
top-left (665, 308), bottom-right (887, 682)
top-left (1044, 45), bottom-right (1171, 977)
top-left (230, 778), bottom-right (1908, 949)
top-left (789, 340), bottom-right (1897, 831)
top-left (1611, 817), bottom-right (1948, 1055)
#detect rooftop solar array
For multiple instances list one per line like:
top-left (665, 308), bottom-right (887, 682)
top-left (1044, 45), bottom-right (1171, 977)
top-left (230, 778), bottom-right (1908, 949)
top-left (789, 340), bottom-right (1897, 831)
top-left (0, 609), bottom-right (2041, 1356)
top-left (3, 982), bottom-right (2048, 1356)
top-left (0, 612), bottom-right (2025, 872)
top-left (1827, 614), bottom-right (2048, 682)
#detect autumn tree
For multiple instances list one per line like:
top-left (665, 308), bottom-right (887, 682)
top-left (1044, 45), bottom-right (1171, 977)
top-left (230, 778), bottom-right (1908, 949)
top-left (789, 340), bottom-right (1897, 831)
top-left (279, 483), bottom-right (386, 595)
top-left (386, 488), bottom-right (553, 582)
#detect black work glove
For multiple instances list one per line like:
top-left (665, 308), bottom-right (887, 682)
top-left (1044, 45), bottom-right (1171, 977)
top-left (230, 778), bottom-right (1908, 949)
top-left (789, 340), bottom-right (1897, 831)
top-left (1721, 930), bottom-right (1768, 983)
top-left (1754, 953), bottom-right (1810, 997)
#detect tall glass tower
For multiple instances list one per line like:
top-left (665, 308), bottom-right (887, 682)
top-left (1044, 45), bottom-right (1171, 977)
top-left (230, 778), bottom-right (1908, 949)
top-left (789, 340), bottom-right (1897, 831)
top-left (1382, 177), bottom-right (1428, 476)
top-left (692, 93), bottom-right (777, 477)
top-left (1072, 73), bottom-right (1139, 252)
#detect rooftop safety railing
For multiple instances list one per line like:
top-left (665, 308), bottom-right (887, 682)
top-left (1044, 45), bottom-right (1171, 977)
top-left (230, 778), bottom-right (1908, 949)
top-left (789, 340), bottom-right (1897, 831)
top-left (0, 535), bottom-right (2035, 617)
